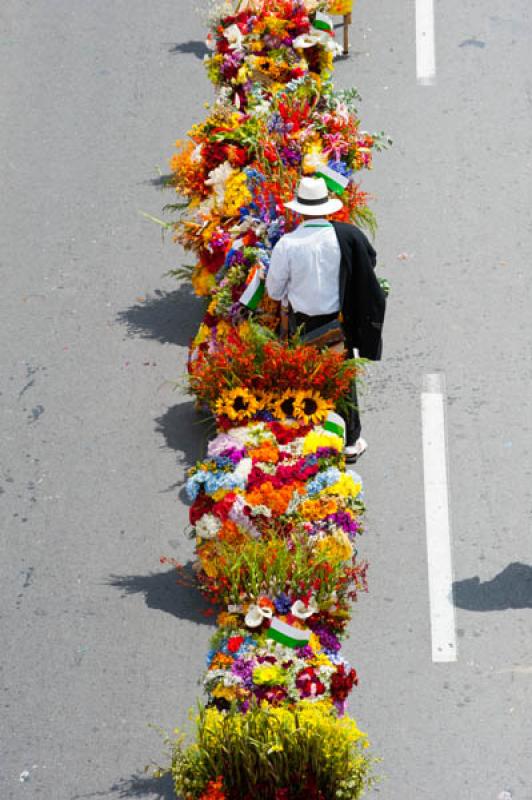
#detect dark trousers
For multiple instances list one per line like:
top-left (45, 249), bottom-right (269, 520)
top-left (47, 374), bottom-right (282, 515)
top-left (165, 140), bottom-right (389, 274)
top-left (292, 311), bottom-right (361, 446)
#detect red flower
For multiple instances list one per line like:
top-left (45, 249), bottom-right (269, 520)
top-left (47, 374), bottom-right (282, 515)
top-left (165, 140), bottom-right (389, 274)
top-left (330, 664), bottom-right (359, 703)
top-left (212, 492), bottom-right (237, 521)
top-left (190, 494), bottom-right (214, 525)
top-left (227, 635), bottom-right (245, 653)
top-left (295, 667), bottom-right (326, 698)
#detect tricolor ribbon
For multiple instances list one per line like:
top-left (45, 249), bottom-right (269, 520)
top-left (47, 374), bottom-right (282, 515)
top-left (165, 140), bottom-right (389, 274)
top-left (267, 618), bottom-right (311, 649)
top-left (239, 266), bottom-right (265, 310)
top-left (312, 12), bottom-right (334, 35)
top-left (315, 164), bottom-right (350, 196)
top-left (323, 411), bottom-right (346, 442)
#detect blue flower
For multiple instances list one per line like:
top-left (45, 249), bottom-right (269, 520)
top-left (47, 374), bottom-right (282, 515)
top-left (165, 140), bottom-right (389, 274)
top-left (328, 159), bottom-right (353, 179)
top-left (306, 467), bottom-right (342, 496)
top-left (274, 593), bottom-right (292, 614)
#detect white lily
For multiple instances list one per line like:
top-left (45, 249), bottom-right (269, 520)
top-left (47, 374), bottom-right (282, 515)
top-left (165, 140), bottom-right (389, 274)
top-left (291, 596), bottom-right (319, 620)
top-left (224, 23), bottom-right (244, 51)
top-left (245, 603), bottom-right (273, 628)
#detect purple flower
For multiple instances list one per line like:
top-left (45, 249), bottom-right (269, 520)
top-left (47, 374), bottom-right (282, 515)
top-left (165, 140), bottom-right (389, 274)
top-left (220, 446), bottom-right (246, 464)
top-left (314, 447), bottom-right (340, 461)
top-left (232, 658), bottom-right (254, 687)
top-left (312, 625), bottom-right (341, 654)
top-left (281, 147), bottom-right (302, 167)
top-left (296, 645), bottom-right (314, 659)
top-left (327, 511), bottom-right (360, 536)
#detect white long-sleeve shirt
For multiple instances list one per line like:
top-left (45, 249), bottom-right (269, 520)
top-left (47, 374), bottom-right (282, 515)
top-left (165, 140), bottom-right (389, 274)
top-left (266, 220), bottom-right (341, 316)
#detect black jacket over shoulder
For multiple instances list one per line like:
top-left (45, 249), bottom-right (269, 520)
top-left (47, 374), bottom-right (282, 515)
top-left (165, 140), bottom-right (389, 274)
top-left (331, 221), bottom-right (386, 361)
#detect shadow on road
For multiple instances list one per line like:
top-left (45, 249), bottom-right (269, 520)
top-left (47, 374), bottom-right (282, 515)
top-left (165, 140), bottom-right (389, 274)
top-left (117, 286), bottom-right (204, 347)
top-left (453, 562), bottom-right (532, 611)
top-left (72, 772), bottom-right (175, 800)
top-left (109, 772), bottom-right (175, 799)
top-left (108, 565), bottom-right (217, 626)
top-left (155, 401), bottom-right (213, 468)
top-left (168, 40), bottom-right (208, 59)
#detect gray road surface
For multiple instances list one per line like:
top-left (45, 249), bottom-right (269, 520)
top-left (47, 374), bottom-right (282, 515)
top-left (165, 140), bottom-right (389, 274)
top-left (1, 0), bottom-right (531, 798)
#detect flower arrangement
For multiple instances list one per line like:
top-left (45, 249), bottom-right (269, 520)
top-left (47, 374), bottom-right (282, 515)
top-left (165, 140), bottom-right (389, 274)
top-left (151, 1), bottom-right (388, 797)
top-left (165, 0), bottom-right (390, 315)
top-left (172, 703), bottom-right (372, 800)
top-left (188, 321), bottom-right (362, 425)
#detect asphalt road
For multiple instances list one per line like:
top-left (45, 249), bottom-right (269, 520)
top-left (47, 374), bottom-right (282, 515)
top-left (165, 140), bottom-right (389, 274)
top-left (1, 1), bottom-right (532, 798)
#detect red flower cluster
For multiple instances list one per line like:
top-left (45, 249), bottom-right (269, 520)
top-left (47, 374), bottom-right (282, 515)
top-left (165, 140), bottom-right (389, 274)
top-left (189, 327), bottom-right (358, 411)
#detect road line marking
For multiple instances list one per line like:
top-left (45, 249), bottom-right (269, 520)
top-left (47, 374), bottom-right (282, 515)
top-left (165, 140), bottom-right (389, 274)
top-left (421, 373), bottom-right (457, 662)
top-left (416, 0), bottom-right (436, 85)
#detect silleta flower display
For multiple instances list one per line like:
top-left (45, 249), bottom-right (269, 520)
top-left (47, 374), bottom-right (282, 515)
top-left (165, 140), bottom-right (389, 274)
top-left (154, 1), bottom-right (388, 798)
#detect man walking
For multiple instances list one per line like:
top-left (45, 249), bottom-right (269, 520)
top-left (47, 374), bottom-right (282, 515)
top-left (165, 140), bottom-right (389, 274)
top-left (265, 176), bottom-right (386, 463)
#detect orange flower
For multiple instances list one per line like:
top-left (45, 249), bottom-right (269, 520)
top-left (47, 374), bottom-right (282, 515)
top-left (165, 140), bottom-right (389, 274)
top-left (300, 497), bottom-right (338, 521)
top-left (248, 443), bottom-right (280, 464)
top-left (218, 519), bottom-right (247, 545)
top-left (246, 481), bottom-right (297, 515)
top-left (209, 653), bottom-right (234, 670)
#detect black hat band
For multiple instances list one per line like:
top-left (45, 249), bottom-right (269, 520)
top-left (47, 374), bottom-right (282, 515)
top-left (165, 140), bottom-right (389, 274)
top-left (296, 194), bottom-right (329, 206)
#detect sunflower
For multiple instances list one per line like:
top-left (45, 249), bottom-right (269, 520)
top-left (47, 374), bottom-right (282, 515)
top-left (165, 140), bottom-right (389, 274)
top-left (273, 390), bottom-right (299, 420)
top-left (215, 387), bottom-right (259, 422)
top-left (293, 390), bottom-right (330, 425)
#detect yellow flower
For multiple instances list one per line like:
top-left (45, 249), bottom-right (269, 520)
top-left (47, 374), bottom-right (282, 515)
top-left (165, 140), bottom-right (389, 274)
top-left (273, 390), bottom-right (299, 420)
top-left (302, 430), bottom-right (343, 454)
top-left (211, 684), bottom-right (240, 702)
top-left (253, 664), bottom-right (286, 686)
top-left (325, 472), bottom-right (362, 499)
top-left (293, 391), bottom-right (330, 424)
top-left (191, 267), bottom-right (216, 297)
top-left (315, 530), bottom-right (353, 564)
top-left (236, 64), bottom-right (249, 84)
top-left (217, 612), bottom-right (239, 628)
top-left (192, 323), bottom-right (210, 348)
top-left (215, 387), bottom-right (259, 421)
top-left (311, 652), bottom-right (333, 668)
top-left (223, 172), bottom-right (252, 216)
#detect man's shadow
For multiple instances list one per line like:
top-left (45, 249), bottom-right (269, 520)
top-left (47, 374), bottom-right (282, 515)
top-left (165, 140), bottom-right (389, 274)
top-left (167, 40), bottom-right (208, 59)
top-left (117, 285), bottom-right (205, 347)
top-left (155, 402), bottom-right (213, 472)
top-left (72, 772), bottom-right (175, 799)
top-left (110, 773), bottom-right (174, 798)
top-left (108, 565), bottom-right (216, 627)
top-left (453, 562), bottom-right (532, 611)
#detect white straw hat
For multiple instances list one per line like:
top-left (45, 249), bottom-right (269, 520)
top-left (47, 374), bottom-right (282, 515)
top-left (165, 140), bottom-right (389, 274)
top-left (285, 176), bottom-right (343, 216)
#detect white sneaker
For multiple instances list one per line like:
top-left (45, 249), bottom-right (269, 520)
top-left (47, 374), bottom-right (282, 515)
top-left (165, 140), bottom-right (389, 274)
top-left (344, 437), bottom-right (368, 463)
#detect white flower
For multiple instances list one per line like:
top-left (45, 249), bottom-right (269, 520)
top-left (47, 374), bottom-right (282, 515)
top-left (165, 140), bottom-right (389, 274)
top-left (191, 144), bottom-right (203, 163)
top-left (205, 160), bottom-right (235, 205)
top-left (195, 513), bottom-right (222, 540)
top-left (245, 603), bottom-right (273, 628)
top-left (234, 457), bottom-right (252, 482)
top-left (291, 597), bottom-right (318, 619)
top-left (224, 23), bottom-right (244, 51)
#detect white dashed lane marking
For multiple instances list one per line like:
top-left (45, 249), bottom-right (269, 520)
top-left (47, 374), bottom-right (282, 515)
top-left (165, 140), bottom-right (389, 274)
top-left (416, 0), bottom-right (436, 85)
top-left (421, 373), bottom-right (457, 663)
